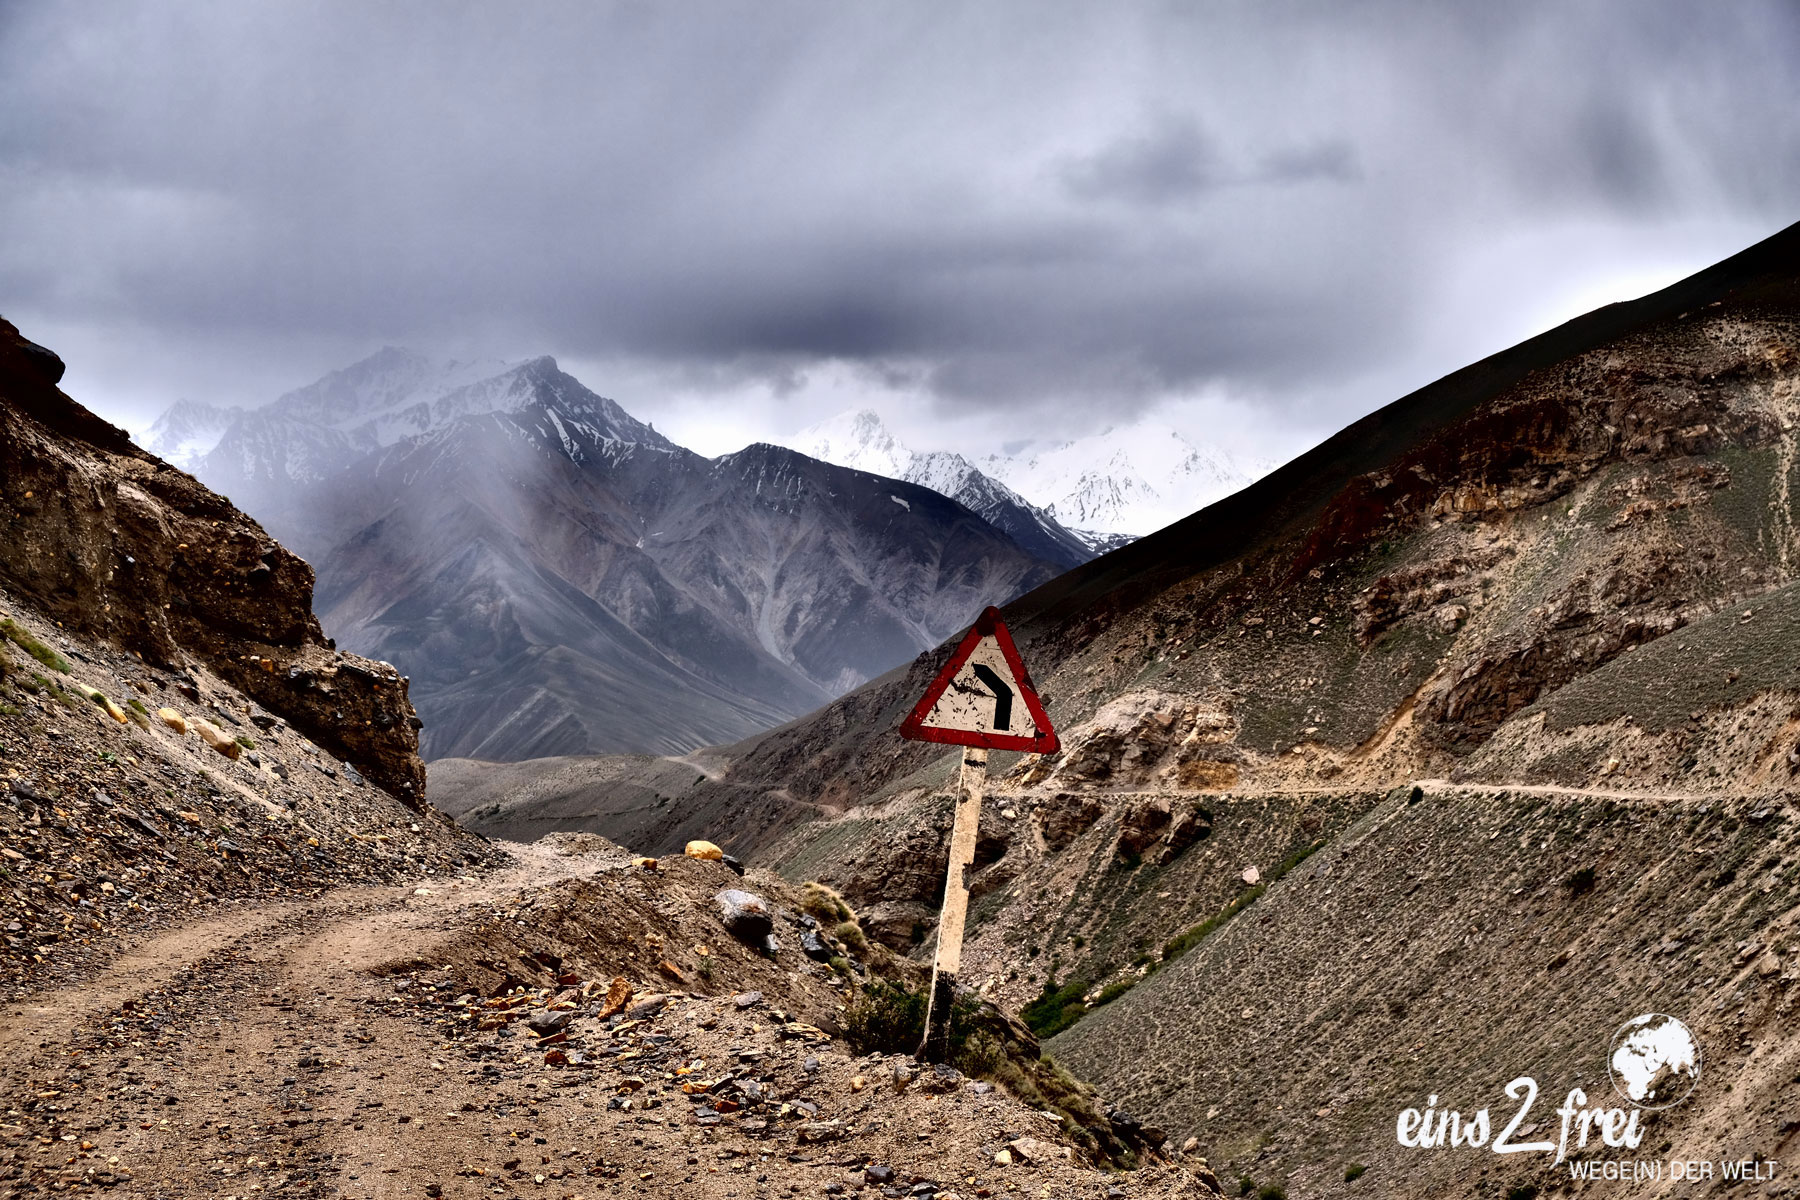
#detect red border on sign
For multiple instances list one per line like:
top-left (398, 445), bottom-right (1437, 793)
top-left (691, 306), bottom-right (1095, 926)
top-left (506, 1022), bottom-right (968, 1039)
top-left (898, 606), bottom-right (1060, 754)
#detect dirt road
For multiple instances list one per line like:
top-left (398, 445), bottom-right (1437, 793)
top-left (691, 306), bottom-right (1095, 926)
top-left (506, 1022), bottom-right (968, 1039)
top-left (0, 843), bottom-right (629, 1198)
top-left (2, 842), bottom-right (1182, 1200)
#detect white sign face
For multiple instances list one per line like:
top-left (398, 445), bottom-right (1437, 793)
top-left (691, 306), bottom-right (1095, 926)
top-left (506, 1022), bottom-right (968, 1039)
top-left (911, 634), bottom-right (1040, 739)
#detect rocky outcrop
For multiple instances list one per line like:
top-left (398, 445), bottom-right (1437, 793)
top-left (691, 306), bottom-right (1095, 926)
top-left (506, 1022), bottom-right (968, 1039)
top-left (0, 318), bottom-right (427, 803)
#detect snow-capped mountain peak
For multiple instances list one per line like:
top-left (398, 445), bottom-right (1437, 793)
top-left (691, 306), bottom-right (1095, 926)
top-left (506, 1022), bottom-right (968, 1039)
top-left (793, 409), bottom-right (915, 480)
top-left (979, 420), bottom-right (1264, 537)
top-left (153, 349), bottom-right (677, 489)
top-left (789, 411), bottom-right (1094, 567)
top-left (143, 398), bottom-right (244, 470)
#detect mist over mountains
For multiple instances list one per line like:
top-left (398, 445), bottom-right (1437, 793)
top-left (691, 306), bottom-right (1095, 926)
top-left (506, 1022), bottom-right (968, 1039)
top-left (791, 409), bottom-right (1270, 552)
top-left (148, 351), bottom-right (1071, 761)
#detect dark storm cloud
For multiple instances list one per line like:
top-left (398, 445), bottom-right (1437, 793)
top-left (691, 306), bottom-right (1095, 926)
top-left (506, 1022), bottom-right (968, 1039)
top-left (1062, 115), bottom-right (1358, 206)
top-left (1, 0), bottom-right (1798, 430)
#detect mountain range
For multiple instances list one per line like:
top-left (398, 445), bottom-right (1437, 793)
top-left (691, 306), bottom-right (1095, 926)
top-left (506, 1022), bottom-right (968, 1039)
top-left (979, 420), bottom-right (1269, 541)
top-left (790, 410), bottom-right (1098, 562)
top-left (790, 409), bottom-right (1269, 549)
top-left (147, 350), bottom-right (1069, 761)
top-left (435, 220), bottom-right (1800, 1197)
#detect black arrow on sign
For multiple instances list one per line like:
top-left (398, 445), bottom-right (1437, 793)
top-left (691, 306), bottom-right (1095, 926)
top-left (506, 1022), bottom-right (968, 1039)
top-left (970, 664), bottom-right (1014, 731)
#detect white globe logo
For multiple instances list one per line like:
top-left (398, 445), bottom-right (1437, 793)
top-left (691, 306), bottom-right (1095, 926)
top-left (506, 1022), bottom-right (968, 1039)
top-left (1607, 1013), bottom-right (1701, 1110)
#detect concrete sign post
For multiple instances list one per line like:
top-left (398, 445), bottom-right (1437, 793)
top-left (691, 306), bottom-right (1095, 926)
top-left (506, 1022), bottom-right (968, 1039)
top-left (899, 606), bottom-right (1058, 1062)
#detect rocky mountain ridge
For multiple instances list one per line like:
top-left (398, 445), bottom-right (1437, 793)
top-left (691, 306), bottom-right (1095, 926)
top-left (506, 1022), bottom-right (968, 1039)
top-left (0, 315), bottom-right (497, 999)
top-left (437, 221), bottom-right (1800, 1197)
top-left (143, 354), bottom-right (1070, 763)
top-left (0, 319), bottom-right (431, 801)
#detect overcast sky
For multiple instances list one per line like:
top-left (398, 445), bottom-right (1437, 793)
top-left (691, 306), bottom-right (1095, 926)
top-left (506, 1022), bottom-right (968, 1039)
top-left (3, 1), bottom-right (1797, 463)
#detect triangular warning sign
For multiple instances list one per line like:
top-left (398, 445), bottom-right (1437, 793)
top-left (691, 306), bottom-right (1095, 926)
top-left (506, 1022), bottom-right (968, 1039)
top-left (899, 607), bottom-right (1059, 754)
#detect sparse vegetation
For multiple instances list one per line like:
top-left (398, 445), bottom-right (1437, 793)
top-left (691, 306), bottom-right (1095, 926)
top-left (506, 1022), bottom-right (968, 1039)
top-left (1344, 1163), bottom-right (1367, 1182)
top-left (1258, 1186), bottom-right (1288, 1200)
top-left (235, 734), bottom-right (257, 750)
top-left (1093, 977), bottom-right (1138, 1006)
top-left (1164, 840), bottom-right (1322, 964)
top-left (832, 920), bottom-right (867, 953)
top-left (1022, 975), bottom-right (1091, 1038)
top-left (842, 979), bottom-right (932, 1056)
top-left (800, 881), bottom-right (853, 924)
top-left (1, 618), bottom-right (70, 673)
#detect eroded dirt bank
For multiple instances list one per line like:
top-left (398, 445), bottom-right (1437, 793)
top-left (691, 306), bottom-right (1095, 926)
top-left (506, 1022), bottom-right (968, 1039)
top-left (0, 841), bottom-right (1212, 1200)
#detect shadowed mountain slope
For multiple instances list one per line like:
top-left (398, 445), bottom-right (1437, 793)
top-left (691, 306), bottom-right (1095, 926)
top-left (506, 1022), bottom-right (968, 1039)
top-left (437, 222), bottom-right (1800, 1196)
top-left (167, 355), bottom-right (1067, 761)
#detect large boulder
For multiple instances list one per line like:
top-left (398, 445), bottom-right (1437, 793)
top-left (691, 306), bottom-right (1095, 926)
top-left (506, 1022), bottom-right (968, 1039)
top-left (714, 888), bottom-right (774, 942)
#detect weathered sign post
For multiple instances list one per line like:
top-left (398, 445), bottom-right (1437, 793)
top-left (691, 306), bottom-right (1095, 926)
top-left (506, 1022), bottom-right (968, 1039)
top-left (899, 605), bottom-right (1058, 1062)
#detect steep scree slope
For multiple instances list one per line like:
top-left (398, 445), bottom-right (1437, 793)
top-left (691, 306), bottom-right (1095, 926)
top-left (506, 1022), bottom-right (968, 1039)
top-left (0, 318), bottom-right (429, 802)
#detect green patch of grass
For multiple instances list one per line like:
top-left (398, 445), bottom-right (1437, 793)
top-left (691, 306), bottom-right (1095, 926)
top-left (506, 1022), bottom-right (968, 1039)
top-left (0, 619), bottom-right (69, 673)
top-left (1164, 839), bottom-right (1322, 963)
top-left (843, 979), bottom-right (988, 1066)
top-left (234, 734), bottom-right (256, 750)
top-left (1022, 976), bottom-right (1091, 1039)
top-left (1164, 884), bottom-right (1267, 962)
top-left (832, 920), bottom-right (867, 953)
top-left (26, 675), bottom-right (76, 709)
top-left (1093, 977), bottom-right (1138, 1006)
top-left (127, 697), bottom-right (149, 715)
top-left (1344, 1163), bottom-right (1367, 1182)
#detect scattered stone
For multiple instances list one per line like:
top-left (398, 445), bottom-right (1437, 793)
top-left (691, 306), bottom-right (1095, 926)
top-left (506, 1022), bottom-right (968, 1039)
top-left (865, 1164), bottom-right (895, 1185)
top-left (733, 991), bottom-right (763, 1009)
top-left (715, 888), bottom-right (774, 942)
top-left (684, 840), bottom-right (724, 860)
top-left (797, 1120), bottom-right (845, 1143)
top-left (800, 929), bottom-right (832, 961)
top-left (597, 976), bottom-right (633, 1018)
top-left (1006, 1137), bottom-right (1066, 1165)
top-left (526, 1009), bottom-right (573, 1037)
top-left (191, 718), bottom-right (242, 761)
top-left (919, 1062), bottom-right (962, 1093)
